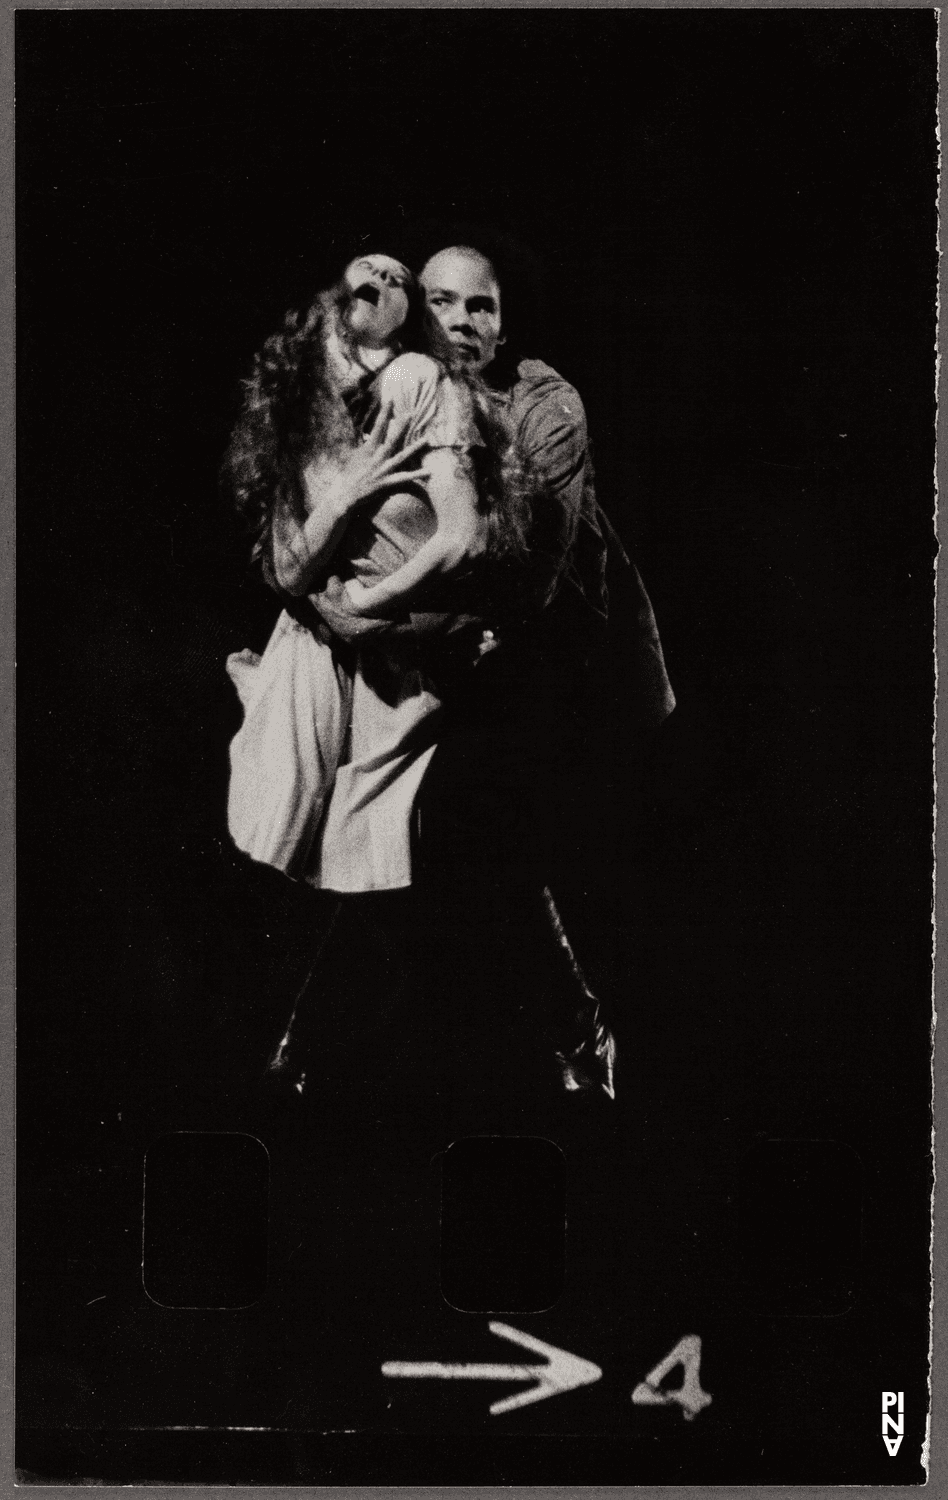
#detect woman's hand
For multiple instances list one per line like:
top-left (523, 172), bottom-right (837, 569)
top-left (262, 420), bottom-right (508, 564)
top-left (275, 404), bottom-right (431, 596)
top-left (303, 402), bottom-right (432, 522)
top-left (326, 448), bottom-right (486, 619)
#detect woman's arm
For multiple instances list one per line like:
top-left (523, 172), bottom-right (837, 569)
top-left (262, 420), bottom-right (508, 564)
top-left (270, 405), bottom-right (432, 595)
top-left (343, 448), bottom-right (485, 616)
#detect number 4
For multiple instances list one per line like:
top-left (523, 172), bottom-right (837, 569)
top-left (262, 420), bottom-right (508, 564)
top-left (632, 1334), bottom-right (712, 1421)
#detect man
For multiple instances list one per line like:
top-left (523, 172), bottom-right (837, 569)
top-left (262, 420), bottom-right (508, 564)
top-left (412, 246), bottom-right (675, 1099)
top-left (419, 245), bottom-right (673, 719)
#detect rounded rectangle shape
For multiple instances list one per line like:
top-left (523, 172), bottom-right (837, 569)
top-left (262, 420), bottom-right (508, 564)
top-left (142, 1132), bottom-right (269, 1310)
top-left (439, 1135), bottom-right (566, 1314)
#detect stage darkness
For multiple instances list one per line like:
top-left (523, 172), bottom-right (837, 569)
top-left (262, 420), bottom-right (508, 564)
top-left (16, 11), bottom-right (936, 1486)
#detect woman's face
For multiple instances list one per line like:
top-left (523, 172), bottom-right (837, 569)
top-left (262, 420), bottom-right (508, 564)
top-left (343, 254), bottom-right (412, 350)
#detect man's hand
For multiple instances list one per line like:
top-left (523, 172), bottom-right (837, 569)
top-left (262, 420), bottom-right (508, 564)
top-left (477, 628), bottom-right (501, 660)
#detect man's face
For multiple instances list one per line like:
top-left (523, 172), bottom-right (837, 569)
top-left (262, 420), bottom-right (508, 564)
top-left (420, 251), bottom-right (503, 374)
top-left (343, 254), bottom-right (412, 350)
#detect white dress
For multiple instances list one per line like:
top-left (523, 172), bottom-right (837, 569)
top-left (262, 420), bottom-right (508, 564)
top-left (226, 353), bottom-right (481, 892)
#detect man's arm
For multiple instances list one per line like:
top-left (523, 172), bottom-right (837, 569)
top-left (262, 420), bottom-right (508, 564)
top-left (513, 370), bottom-right (617, 622)
top-left (307, 574), bottom-right (486, 650)
top-left (516, 379), bottom-right (589, 581)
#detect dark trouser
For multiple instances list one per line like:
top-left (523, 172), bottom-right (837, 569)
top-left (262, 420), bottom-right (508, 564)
top-left (413, 604), bottom-right (609, 1058)
top-left (419, 601), bottom-right (604, 878)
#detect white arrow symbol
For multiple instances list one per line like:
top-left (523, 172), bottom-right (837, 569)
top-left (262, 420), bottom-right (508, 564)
top-left (382, 1321), bottom-right (603, 1415)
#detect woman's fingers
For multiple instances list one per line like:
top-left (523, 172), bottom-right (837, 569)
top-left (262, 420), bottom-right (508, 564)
top-left (384, 404), bottom-right (420, 448)
top-left (377, 465), bottom-right (433, 490)
top-left (377, 435), bottom-right (429, 472)
top-left (346, 465), bottom-right (432, 507)
top-left (370, 400), bottom-right (405, 449)
top-left (368, 399), bottom-right (395, 443)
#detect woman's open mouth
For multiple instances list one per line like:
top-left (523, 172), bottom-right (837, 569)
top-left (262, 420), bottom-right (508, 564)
top-left (352, 283), bottom-right (381, 307)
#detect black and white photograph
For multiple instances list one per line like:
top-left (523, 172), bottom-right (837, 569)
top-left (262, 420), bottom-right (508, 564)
top-left (14, 6), bottom-right (938, 1486)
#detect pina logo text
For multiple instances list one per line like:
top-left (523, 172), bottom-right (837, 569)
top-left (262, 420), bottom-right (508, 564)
top-left (882, 1391), bottom-right (904, 1456)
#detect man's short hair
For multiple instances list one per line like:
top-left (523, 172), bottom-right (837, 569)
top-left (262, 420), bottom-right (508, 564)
top-left (425, 244), bottom-right (500, 286)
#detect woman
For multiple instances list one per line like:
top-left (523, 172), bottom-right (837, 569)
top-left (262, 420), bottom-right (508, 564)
top-left (223, 253), bottom-right (534, 895)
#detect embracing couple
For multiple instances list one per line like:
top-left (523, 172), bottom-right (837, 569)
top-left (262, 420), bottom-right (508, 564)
top-left (223, 243), bottom-right (675, 1102)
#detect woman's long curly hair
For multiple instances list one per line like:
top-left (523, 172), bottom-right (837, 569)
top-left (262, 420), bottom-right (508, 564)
top-left (222, 264), bottom-right (538, 600)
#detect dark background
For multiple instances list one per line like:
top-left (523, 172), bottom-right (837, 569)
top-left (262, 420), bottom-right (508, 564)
top-left (16, 9), bottom-right (936, 1485)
